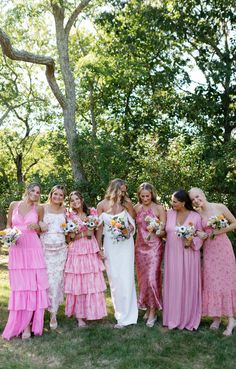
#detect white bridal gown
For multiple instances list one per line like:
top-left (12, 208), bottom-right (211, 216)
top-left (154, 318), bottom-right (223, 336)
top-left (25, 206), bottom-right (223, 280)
top-left (101, 210), bottom-right (138, 326)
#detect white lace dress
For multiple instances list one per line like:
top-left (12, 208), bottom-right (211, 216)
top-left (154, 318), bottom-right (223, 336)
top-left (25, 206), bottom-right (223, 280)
top-left (100, 210), bottom-right (138, 326)
top-left (40, 207), bottom-right (67, 313)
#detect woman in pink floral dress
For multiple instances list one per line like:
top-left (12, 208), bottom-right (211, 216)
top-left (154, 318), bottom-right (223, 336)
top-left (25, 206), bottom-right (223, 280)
top-left (134, 183), bottom-right (166, 327)
top-left (2, 183), bottom-right (49, 340)
top-left (189, 187), bottom-right (236, 336)
top-left (64, 191), bottom-right (107, 327)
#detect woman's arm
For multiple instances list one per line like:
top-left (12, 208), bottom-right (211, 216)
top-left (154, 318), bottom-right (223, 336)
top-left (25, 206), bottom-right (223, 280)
top-left (96, 202), bottom-right (104, 250)
top-left (211, 204), bottom-right (236, 237)
top-left (6, 202), bottom-right (16, 228)
top-left (155, 204), bottom-right (166, 237)
top-left (124, 199), bottom-right (136, 219)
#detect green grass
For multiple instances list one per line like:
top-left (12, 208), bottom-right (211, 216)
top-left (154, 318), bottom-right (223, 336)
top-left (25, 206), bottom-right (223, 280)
top-left (1, 251), bottom-right (236, 369)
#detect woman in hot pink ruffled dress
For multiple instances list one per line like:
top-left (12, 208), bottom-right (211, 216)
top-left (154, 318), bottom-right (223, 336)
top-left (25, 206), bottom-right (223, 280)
top-left (134, 183), bottom-right (166, 328)
top-left (2, 183), bottom-right (49, 340)
top-left (189, 187), bottom-right (236, 336)
top-left (64, 191), bottom-right (107, 327)
top-left (163, 189), bottom-right (203, 331)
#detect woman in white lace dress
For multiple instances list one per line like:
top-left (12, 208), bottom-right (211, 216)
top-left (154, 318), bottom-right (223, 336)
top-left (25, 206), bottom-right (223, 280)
top-left (40, 185), bottom-right (67, 329)
top-left (96, 179), bottom-right (138, 328)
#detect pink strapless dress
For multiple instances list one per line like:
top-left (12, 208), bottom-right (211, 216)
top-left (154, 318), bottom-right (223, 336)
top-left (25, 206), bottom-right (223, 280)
top-left (64, 214), bottom-right (107, 320)
top-left (135, 208), bottom-right (163, 310)
top-left (202, 219), bottom-right (236, 317)
top-left (2, 202), bottom-right (49, 340)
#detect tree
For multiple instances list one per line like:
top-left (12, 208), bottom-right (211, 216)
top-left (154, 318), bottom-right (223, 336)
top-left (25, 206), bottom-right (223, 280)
top-left (0, 0), bottom-right (92, 183)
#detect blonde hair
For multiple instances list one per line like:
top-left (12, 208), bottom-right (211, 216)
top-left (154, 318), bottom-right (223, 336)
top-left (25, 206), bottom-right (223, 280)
top-left (189, 187), bottom-right (206, 199)
top-left (23, 182), bottom-right (41, 199)
top-left (137, 182), bottom-right (158, 204)
top-left (105, 178), bottom-right (127, 205)
top-left (48, 185), bottom-right (66, 206)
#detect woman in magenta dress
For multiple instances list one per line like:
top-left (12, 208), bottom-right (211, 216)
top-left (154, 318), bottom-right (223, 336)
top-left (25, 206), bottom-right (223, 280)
top-left (135, 183), bottom-right (166, 327)
top-left (64, 191), bottom-right (107, 327)
top-left (2, 183), bottom-right (49, 340)
top-left (163, 189), bottom-right (203, 330)
top-left (189, 187), bottom-right (236, 336)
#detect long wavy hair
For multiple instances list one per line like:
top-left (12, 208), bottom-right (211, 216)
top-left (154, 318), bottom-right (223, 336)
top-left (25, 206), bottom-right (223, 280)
top-left (48, 184), bottom-right (66, 207)
top-left (68, 191), bottom-right (90, 215)
top-left (137, 182), bottom-right (158, 204)
top-left (105, 178), bottom-right (127, 206)
top-left (173, 189), bottom-right (194, 211)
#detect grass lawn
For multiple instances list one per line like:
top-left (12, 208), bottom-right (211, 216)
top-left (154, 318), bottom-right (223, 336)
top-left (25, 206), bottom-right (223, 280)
top-left (1, 250), bottom-right (236, 369)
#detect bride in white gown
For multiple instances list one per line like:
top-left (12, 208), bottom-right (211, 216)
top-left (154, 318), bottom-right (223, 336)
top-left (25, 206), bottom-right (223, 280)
top-left (97, 179), bottom-right (138, 328)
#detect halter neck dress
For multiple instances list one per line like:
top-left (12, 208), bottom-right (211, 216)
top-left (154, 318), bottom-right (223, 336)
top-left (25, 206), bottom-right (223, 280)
top-left (135, 207), bottom-right (163, 310)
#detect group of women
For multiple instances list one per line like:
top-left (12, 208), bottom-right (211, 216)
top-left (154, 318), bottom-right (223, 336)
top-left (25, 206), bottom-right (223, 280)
top-left (1, 178), bottom-right (236, 340)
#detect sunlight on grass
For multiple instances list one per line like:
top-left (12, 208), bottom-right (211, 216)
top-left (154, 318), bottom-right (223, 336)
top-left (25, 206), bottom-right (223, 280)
top-left (1, 253), bottom-right (236, 369)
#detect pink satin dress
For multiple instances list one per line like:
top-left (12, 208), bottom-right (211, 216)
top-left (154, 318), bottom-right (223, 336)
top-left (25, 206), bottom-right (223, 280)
top-left (2, 202), bottom-right (49, 340)
top-left (202, 218), bottom-right (236, 317)
top-left (135, 207), bottom-right (163, 310)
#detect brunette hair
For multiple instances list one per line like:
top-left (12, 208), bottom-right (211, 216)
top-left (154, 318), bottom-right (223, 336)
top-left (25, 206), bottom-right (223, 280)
top-left (105, 178), bottom-right (127, 206)
top-left (68, 191), bottom-right (90, 215)
top-left (137, 182), bottom-right (158, 204)
top-left (48, 185), bottom-right (66, 206)
top-left (173, 189), bottom-right (194, 211)
top-left (23, 182), bottom-right (41, 198)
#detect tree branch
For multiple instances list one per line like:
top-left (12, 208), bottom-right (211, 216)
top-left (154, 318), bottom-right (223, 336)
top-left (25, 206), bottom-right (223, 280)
top-left (0, 28), bottom-right (67, 109)
top-left (65, 0), bottom-right (92, 36)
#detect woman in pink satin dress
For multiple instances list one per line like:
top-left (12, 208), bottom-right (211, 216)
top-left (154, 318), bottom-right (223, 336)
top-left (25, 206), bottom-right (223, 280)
top-left (2, 183), bottom-right (49, 340)
top-left (163, 189), bottom-right (203, 331)
top-left (135, 183), bottom-right (166, 327)
top-left (189, 187), bottom-right (236, 336)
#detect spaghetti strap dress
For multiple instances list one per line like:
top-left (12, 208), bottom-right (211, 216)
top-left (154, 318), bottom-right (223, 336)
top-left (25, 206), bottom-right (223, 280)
top-left (2, 202), bottom-right (49, 340)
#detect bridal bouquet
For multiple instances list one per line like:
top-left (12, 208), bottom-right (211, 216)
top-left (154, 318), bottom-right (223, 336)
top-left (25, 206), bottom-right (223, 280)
top-left (176, 222), bottom-right (195, 248)
top-left (108, 215), bottom-right (130, 243)
top-left (61, 220), bottom-right (79, 235)
top-left (144, 215), bottom-right (163, 240)
top-left (0, 227), bottom-right (21, 247)
top-left (83, 208), bottom-right (100, 239)
top-left (207, 215), bottom-right (229, 229)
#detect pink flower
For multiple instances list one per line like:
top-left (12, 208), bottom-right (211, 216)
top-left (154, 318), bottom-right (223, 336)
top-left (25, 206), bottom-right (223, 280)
top-left (90, 207), bottom-right (98, 216)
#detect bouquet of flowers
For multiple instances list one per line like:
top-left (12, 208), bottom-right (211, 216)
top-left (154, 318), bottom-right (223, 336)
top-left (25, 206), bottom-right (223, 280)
top-left (61, 220), bottom-right (79, 235)
top-left (207, 215), bottom-right (229, 229)
top-left (0, 227), bottom-right (21, 247)
top-left (108, 215), bottom-right (130, 243)
top-left (83, 208), bottom-right (100, 239)
top-left (144, 215), bottom-right (163, 240)
top-left (176, 222), bottom-right (195, 248)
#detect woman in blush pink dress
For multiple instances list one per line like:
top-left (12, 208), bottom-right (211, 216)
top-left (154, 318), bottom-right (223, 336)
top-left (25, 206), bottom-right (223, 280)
top-left (64, 191), bottom-right (107, 327)
top-left (2, 183), bottom-right (49, 340)
top-left (163, 189), bottom-right (203, 331)
top-left (134, 183), bottom-right (166, 328)
top-left (189, 188), bottom-right (236, 336)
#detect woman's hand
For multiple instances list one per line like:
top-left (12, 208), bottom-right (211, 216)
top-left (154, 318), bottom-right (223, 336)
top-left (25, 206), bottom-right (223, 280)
top-left (196, 231), bottom-right (208, 240)
top-left (28, 223), bottom-right (40, 231)
top-left (39, 221), bottom-right (48, 232)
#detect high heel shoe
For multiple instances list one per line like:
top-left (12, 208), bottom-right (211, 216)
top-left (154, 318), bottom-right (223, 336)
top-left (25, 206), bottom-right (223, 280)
top-left (146, 316), bottom-right (157, 328)
top-left (22, 326), bottom-right (31, 340)
top-left (77, 319), bottom-right (87, 328)
top-left (223, 320), bottom-right (236, 336)
top-left (210, 319), bottom-right (221, 330)
top-left (50, 314), bottom-right (58, 330)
